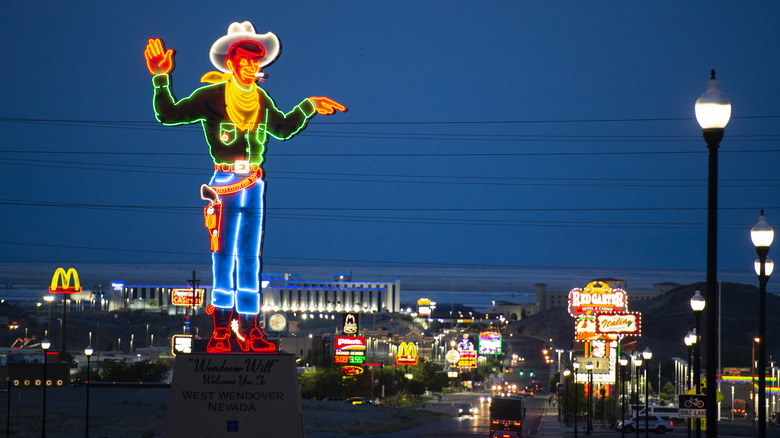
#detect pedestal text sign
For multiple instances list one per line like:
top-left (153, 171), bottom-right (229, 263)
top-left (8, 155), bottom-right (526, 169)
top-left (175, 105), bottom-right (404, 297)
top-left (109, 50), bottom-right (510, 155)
top-left (164, 353), bottom-right (303, 438)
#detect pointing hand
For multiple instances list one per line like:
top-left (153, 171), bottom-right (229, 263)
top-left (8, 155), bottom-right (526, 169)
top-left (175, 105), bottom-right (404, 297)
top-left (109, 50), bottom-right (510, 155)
top-left (310, 96), bottom-right (348, 115)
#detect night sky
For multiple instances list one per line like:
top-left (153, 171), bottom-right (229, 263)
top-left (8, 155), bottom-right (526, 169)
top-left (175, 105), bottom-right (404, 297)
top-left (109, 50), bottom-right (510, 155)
top-left (1, 2), bottom-right (778, 291)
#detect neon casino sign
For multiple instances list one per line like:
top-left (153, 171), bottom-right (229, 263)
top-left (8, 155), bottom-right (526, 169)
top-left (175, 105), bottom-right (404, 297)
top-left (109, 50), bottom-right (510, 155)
top-left (595, 312), bottom-right (641, 337)
top-left (568, 281), bottom-right (627, 317)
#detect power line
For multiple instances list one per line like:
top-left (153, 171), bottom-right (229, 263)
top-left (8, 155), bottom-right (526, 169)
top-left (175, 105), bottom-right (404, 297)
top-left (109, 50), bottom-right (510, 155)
top-left (2, 148), bottom-right (780, 158)
top-left (2, 114), bottom-right (779, 126)
top-left (0, 239), bottom-right (753, 275)
top-left (2, 156), bottom-right (780, 185)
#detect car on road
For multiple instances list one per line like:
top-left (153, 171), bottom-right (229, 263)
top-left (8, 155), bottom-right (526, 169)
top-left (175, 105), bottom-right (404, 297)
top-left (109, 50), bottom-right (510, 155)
top-left (491, 431), bottom-right (519, 438)
top-left (615, 415), bottom-right (674, 434)
top-left (345, 397), bottom-right (370, 405)
top-left (770, 412), bottom-right (780, 427)
top-left (458, 403), bottom-right (477, 417)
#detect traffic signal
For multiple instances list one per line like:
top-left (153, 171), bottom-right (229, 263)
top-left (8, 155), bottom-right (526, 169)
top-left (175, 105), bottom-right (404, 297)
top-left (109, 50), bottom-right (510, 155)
top-left (529, 370), bottom-right (535, 377)
top-left (518, 370), bottom-right (524, 376)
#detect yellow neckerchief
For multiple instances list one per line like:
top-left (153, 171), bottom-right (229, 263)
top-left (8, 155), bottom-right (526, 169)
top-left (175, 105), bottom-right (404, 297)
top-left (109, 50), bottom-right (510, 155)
top-left (201, 72), bottom-right (260, 132)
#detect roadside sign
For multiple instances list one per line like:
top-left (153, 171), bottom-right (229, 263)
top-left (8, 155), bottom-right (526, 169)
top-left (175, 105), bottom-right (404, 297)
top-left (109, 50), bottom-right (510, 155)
top-left (685, 377), bottom-right (724, 403)
top-left (679, 394), bottom-right (706, 418)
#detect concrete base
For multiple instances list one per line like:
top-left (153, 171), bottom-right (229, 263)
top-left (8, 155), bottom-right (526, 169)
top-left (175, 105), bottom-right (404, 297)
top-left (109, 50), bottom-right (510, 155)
top-left (164, 353), bottom-right (304, 438)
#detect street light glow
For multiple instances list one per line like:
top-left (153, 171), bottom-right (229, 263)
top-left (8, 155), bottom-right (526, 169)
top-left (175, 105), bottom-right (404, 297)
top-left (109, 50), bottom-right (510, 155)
top-left (695, 71), bottom-right (731, 130)
top-left (690, 290), bottom-right (706, 313)
top-left (754, 257), bottom-right (774, 276)
top-left (751, 211), bottom-right (774, 248)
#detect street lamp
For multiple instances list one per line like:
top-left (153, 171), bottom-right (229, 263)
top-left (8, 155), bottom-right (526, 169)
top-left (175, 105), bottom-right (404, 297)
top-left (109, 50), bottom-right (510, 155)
top-left (690, 290), bottom-right (705, 438)
top-left (563, 369), bottom-right (572, 425)
top-left (84, 345), bottom-right (93, 438)
top-left (752, 337), bottom-right (760, 438)
top-left (695, 69), bottom-right (731, 438)
top-left (642, 347), bottom-right (653, 438)
top-left (684, 330), bottom-right (697, 438)
top-left (619, 356), bottom-right (629, 438)
top-left (633, 355), bottom-right (643, 438)
top-left (573, 360), bottom-right (580, 438)
top-left (43, 295), bottom-right (54, 337)
top-left (585, 361), bottom-right (594, 435)
top-left (752, 210), bottom-right (774, 438)
top-left (41, 338), bottom-right (51, 438)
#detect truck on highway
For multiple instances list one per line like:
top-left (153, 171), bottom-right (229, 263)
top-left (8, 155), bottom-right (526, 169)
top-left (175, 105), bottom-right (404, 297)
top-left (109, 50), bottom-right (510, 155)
top-left (489, 396), bottom-right (526, 436)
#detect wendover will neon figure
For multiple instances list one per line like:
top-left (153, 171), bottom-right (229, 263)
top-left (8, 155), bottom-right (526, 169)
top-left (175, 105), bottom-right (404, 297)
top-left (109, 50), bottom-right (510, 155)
top-left (144, 22), bottom-right (347, 353)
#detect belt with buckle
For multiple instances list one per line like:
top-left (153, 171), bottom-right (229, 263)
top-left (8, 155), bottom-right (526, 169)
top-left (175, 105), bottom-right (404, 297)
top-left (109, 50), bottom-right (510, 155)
top-left (214, 160), bottom-right (261, 174)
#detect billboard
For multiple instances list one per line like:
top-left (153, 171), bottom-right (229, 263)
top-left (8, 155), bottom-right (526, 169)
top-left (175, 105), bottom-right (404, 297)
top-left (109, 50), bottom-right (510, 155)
top-left (49, 268), bottom-right (82, 294)
top-left (595, 312), bottom-right (641, 336)
top-left (457, 350), bottom-right (477, 369)
top-left (396, 342), bottom-right (419, 366)
top-left (342, 313), bottom-right (359, 335)
top-left (568, 281), bottom-right (627, 317)
top-left (478, 330), bottom-right (502, 355)
top-left (334, 336), bottom-right (366, 365)
top-left (171, 288), bottom-right (204, 307)
top-left (574, 355), bottom-right (616, 384)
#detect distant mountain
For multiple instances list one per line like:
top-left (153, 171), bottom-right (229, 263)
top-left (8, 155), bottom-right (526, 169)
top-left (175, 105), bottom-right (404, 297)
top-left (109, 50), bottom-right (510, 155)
top-left (511, 282), bottom-right (779, 367)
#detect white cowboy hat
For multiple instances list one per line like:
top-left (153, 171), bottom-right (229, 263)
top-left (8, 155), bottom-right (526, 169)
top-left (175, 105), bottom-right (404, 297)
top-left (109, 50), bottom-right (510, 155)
top-left (209, 21), bottom-right (281, 73)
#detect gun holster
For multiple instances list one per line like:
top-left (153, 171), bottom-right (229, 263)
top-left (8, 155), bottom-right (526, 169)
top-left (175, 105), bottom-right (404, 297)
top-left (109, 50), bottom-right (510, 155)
top-left (201, 184), bottom-right (222, 252)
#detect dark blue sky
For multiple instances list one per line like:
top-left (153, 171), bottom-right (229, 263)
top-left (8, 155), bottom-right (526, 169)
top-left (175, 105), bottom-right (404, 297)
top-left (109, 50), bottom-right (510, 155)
top-left (1, 2), bottom-right (778, 289)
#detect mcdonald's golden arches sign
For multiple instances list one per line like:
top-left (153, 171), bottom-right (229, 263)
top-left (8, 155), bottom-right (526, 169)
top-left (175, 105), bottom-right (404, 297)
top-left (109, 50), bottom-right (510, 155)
top-left (49, 268), bottom-right (82, 294)
top-left (396, 342), bottom-right (418, 366)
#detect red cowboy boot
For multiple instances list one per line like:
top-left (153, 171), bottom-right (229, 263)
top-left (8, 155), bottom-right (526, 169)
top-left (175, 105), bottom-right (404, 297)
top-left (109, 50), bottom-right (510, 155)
top-left (235, 313), bottom-right (276, 353)
top-left (207, 308), bottom-right (233, 353)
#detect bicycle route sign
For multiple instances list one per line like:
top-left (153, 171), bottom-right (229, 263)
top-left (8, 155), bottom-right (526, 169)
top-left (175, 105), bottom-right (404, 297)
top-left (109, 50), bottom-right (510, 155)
top-left (679, 394), bottom-right (706, 418)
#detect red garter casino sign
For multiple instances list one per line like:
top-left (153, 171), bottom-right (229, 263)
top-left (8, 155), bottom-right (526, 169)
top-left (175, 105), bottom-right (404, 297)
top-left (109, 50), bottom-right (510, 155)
top-left (568, 281), bottom-right (627, 317)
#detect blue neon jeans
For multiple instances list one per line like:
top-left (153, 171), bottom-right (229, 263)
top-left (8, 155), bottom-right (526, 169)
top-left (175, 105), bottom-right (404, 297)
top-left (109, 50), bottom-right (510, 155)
top-left (209, 170), bottom-right (266, 315)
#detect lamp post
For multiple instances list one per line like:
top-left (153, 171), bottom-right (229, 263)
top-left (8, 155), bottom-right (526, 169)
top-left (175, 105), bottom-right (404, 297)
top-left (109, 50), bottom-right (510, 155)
top-left (619, 356), bottom-right (629, 438)
top-left (43, 295), bottom-right (54, 337)
top-left (41, 338), bottom-right (50, 438)
top-left (753, 337), bottom-right (759, 438)
top-left (752, 210), bottom-right (774, 438)
top-left (643, 348), bottom-right (653, 438)
top-left (691, 290), bottom-right (706, 438)
top-left (685, 331), bottom-right (696, 438)
top-left (573, 360), bottom-right (580, 438)
top-left (585, 361), bottom-right (594, 435)
top-left (84, 345), bottom-right (93, 438)
top-left (695, 69), bottom-right (731, 438)
top-left (633, 355), bottom-right (643, 438)
top-left (564, 369), bottom-right (572, 425)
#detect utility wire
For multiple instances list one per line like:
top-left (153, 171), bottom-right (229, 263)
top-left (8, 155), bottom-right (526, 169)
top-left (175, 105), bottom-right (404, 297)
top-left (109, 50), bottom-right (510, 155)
top-left (1, 156), bottom-right (780, 185)
top-left (0, 240), bottom-right (757, 276)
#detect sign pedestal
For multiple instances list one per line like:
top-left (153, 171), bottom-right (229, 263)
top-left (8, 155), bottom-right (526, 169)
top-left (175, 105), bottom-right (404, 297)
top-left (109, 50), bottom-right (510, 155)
top-left (164, 353), bottom-right (303, 438)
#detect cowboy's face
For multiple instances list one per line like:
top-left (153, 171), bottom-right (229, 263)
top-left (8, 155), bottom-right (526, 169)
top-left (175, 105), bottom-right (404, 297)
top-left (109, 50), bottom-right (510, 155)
top-left (227, 47), bottom-right (262, 88)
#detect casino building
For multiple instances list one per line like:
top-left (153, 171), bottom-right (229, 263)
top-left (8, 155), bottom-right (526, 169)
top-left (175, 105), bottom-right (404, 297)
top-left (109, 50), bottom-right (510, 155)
top-left (110, 272), bottom-right (401, 315)
top-left (533, 278), bottom-right (681, 312)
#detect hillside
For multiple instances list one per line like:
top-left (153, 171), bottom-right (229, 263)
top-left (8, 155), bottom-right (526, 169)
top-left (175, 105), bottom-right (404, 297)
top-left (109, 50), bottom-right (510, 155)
top-left (511, 282), bottom-right (780, 367)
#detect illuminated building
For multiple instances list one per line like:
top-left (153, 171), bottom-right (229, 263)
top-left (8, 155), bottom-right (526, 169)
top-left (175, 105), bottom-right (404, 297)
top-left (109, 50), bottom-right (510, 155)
top-left (260, 273), bottom-right (400, 314)
top-left (105, 272), bottom-right (400, 315)
top-left (534, 279), bottom-right (680, 312)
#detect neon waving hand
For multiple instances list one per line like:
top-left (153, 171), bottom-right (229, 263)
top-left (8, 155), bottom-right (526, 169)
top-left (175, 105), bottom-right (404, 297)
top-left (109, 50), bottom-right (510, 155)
top-left (144, 38), bottom-right (175, 75)
top-left (309, 96), bottom-right (348, 115)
